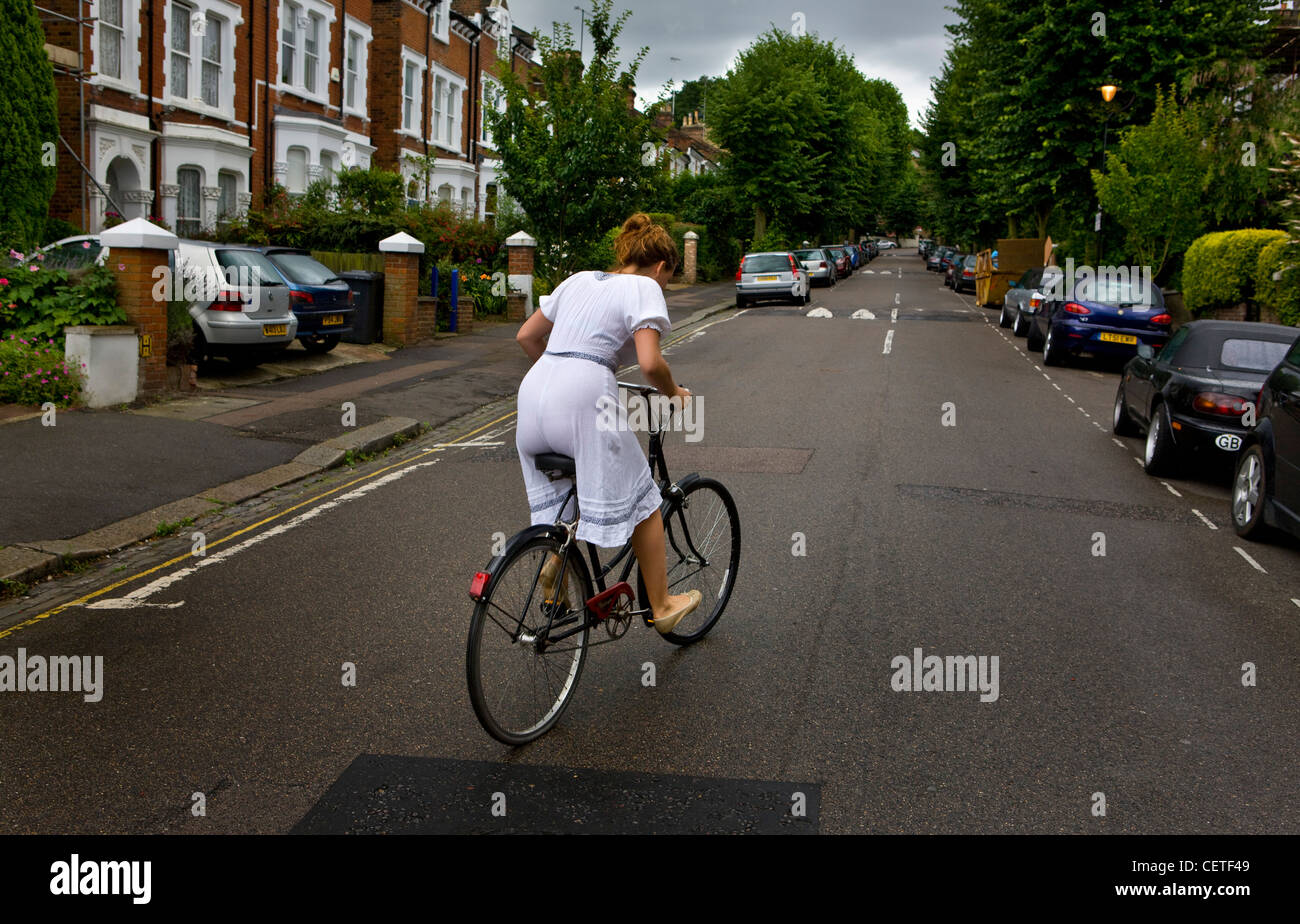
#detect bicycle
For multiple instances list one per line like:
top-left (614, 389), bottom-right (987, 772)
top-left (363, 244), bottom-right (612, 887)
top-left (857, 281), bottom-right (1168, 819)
top-left (465, 382), bottom-right (741, 745)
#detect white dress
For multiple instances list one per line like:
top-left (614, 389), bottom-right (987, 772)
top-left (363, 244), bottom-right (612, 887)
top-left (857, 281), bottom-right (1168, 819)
top-left (516, 270), bottom-right (672, 547)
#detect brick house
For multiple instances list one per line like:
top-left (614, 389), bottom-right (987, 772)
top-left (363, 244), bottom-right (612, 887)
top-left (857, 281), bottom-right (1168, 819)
top-left (648, 103), bottom-right (721, 177)
top-left (39, 0), bottom-right (535, 235)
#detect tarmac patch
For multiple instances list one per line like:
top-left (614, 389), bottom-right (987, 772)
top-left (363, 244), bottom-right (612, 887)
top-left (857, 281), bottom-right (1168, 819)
top-left (292, 755), bottom-right (819, 834)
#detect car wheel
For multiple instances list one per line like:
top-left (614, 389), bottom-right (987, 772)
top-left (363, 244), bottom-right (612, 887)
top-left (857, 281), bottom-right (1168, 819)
top-left (998, 304), bottom-right (1011, 328)
top-left (1112, 383), bottom-right (1140, 436)
top-left (1012, 311), bottom-right (1028, 337)
top-left (736, 295), bottom-right (748, 309)
top-left (1143, 402), bottom-right (1179, 476)
top-left (1232, 444), bottom-right (1271, 540)
top-left (301, 334), bottom-right (341, 354)
top-left (1042, 325), bottom-right (1066, 366)
top-left (1026, 320), bottom-right (1044, 351)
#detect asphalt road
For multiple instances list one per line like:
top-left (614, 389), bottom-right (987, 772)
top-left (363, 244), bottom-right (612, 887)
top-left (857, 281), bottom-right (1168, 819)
top-left (2, 250), bottom-right (1298, 834)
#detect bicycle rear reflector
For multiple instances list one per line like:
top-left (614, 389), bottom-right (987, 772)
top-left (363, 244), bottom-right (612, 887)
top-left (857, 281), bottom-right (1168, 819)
top-left (469, 571), bottom-right (491, 601)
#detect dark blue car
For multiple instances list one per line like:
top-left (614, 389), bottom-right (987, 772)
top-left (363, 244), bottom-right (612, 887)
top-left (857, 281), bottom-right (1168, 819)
top-left (1026, 269), bottom-right (1172, 366)
top-left (260, 248), bottom-right (356, 353)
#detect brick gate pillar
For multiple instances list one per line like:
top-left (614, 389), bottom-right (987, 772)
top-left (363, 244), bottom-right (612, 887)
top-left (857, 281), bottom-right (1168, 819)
top-left (506, 231), bottom-right (537, 316)
top-left (99, 218), bottom-right (177, 397)
top-left (683, 230), bottom-right (699, 285)
top-left (379, 232), bottom-right (426, 346)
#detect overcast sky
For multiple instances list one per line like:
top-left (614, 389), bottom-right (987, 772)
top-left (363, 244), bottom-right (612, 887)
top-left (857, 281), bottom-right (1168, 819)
top-left (505, 0), bottom-right (956, 127)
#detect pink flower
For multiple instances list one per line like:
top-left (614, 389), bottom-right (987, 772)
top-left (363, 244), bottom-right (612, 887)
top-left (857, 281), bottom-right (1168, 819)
top-left (0, 278), bottom-right (8, 286)
top-left (8, 250), bottom-right (22, 261)
top-left (28, 265), bottom-right (38, 272)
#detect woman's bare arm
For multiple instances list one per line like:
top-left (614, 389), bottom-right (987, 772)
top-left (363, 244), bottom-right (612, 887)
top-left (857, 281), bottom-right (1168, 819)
top-left (633, 327), bottom-right (685, 400)
top-left (515, 308), bottom-right (554, 362)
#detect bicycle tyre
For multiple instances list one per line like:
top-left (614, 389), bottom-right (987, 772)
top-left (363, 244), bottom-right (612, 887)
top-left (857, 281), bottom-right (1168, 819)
top-left (467, 535), bottom-right (594, 745)
top-left (639, 477), bottom-right (741, 646)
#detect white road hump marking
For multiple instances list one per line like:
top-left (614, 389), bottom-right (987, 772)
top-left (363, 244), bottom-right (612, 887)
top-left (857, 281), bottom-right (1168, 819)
top-left (1234, 546), bottom-right (1267, 573)
top-left (1292, 599), bottom-right (1300, 609)
top-left (807, 307), bottom-right (833, 318)
top-left (1161, 481), bottom-right (1183, 497)
top-left (1191, 508), bottom-right (1217, 529)
top-left (851, 309), bottom-right (876, 319)
top-left (883, 330), bottom-right (895, 354)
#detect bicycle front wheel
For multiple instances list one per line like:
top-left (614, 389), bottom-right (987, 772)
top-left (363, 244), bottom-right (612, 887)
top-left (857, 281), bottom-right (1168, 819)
top-left (640, 477), bottom-right (741, 646)
top-left (467, 536), bottom-right (593, 745)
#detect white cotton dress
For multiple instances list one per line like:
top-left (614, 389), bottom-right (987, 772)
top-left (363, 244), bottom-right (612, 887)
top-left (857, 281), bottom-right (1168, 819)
top-left (516, 270), bottom-right (672, 548)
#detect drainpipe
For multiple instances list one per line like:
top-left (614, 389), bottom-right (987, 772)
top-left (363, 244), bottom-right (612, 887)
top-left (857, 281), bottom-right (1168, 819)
top-left (450, 8), bottom-right (481, 216)
top-left (148, 0), bottom-right (159, 217)
top-left (247, 0), bottom-right (255, 185)
top-left (264, 0), bottom-right (272, 195)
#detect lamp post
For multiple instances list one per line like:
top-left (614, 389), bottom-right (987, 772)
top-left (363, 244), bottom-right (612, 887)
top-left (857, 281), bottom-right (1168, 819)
top-left (575, 5), bottom-right (585, 56)
top-left (1096, 83), bottom-right (1119, 264)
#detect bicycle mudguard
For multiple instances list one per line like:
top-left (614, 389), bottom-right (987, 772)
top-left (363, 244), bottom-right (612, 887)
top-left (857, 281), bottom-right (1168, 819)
top-left (468, 524), bottom-right (583, 603)
top-left (657, 472), bottom-right (703, 515)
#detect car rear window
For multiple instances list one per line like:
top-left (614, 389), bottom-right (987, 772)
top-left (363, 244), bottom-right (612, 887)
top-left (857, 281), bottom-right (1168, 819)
top-left (1220, 338), bottom-right (1290, 372)
top-left (963, 256), bottom-right (977, 267)
top-left (1073, 276), bottom-right (1160, 307)
top-left (794, 250), bottom-right (825, 261)
top-left (742, 254), bottom-right (792, 273)
top-left (215, 250), bottom-right (285, 286)
top-left (267, 252), bottom-right (339, 285)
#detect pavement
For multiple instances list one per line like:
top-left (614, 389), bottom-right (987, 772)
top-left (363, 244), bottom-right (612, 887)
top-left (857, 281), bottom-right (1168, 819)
top-left (0, 279), bottom-right (737, 587)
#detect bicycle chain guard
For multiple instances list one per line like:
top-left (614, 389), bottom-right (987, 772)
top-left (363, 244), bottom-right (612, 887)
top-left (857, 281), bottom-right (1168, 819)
top-left (586, 582), bottom-right (635, 638)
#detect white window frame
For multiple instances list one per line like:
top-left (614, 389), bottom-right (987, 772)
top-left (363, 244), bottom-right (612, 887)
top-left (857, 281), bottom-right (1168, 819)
top-left (92, 0), bottom-right (142, 93)
top-left (427, 62), bottom-right (464, 153)
top-left (343, 17), bottom-right (372, 118)
top-left (162, 0), bottom-right (241, 118)
top-left (481, 75), bottom-right (503, 148)
top-left (199, 12), bottom-right (223, 108)
top-left (399, 47), bottom-right (426, 139)
top-left (277, 0), bottom-right (335, 105)
top-left (493, 9), bottom-right (512, 62)
top-left (432, 0), bottom-right (449, 44)
top-left (176, 165), bottom-right (203, 236)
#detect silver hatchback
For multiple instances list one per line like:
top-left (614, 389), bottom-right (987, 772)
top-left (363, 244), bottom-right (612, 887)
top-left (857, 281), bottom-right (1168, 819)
top-left (174, 241), bottom-right (299, 362)
top-left (735, 251), bottom-right (811, 308)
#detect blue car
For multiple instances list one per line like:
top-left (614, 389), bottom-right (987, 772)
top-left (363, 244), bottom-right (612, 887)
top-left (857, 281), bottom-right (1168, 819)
top-left (843, 243), bottom-right (860, 269)
top-left (260, 248), bottom-right (356, 353)
top-left (1026, 269), bottom-right (1171, 366)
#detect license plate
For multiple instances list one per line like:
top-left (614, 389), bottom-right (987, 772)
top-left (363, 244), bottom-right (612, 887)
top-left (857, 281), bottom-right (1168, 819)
top-left (756, 275), bottom-right (779, 282)
top-left (322, 314), bottom-right (343, 326)
top-left (262, 324), bottom-right (288, 337)
top-left (1098, 332), bottom-right (1137, 344)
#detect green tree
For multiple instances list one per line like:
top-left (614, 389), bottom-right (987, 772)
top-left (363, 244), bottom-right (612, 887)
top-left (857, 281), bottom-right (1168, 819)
top-left (1093, 90), bottom-right (1210, 279)
top-left (671, 75), bottom-right (715, 127)
top-left (484, 0), bottom-right (656, 279)
top-left (0, 0), bottom-right (60, 249)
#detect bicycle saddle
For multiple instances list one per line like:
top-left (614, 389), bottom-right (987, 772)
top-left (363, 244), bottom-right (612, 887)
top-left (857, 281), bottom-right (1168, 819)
top-left (535, 453), bottom-right (576, 478)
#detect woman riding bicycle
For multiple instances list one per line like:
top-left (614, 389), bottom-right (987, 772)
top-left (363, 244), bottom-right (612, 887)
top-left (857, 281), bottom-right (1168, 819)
top-left (513, 213), bottom-right (701, 634)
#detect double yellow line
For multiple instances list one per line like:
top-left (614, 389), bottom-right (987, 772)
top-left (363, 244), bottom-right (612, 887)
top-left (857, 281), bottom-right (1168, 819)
top-left (0, 411), bottom-right (516, 641)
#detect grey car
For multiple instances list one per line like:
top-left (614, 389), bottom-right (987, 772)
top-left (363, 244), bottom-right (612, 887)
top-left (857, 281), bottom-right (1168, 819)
top-left (794, 248), bottom-right (837, 288)
top-left (174, 240), bottom-right (298, 363)
top-left (1000, 264), bottom-right (1064, 338)
top-left (736, 251), bottom-right (811, 307)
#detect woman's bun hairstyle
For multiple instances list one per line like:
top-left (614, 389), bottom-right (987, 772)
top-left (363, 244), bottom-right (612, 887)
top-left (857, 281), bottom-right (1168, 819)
top-left (613, 212), bottom-right (678, 273)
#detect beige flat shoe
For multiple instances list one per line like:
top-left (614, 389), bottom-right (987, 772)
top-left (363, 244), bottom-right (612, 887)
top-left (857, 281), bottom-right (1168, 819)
top-left (653, 589), bottom-right (702, 635)
top-left (539, 553), bottom-right (570, 608)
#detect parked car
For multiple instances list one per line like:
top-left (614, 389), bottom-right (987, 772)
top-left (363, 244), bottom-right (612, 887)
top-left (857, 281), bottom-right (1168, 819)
top-left (951, 254), bottom-right (977, 293)
top-left (735, 251), bottom-right (810, 308)
top-left (938, 248), bottom-right (961, 279)
top-left (1000, 265), bottom-right (1064, 338)
top-left (1026, 270), bottom-right (1172, 366)
top-left (37, 235), bottom-right (108, 269)
top-left (794, 248), bottom-right (837, 288)
top-left (926, 247), bottom-right (947, 272)
top-left (260, 247), bottom-right (356, 353)
top-left (175, 240), bottom-right (298, 364)
top-left (943, 252), bottom-right (966, 288)
top-left (863, 241), bottom-right (879, 260)
top-left (843, 243), bottom-right (860, 270)
top-left (876, 239), bottom-right (898, 250)
top-left (1115, 320), bottom-right (1298, 477)
top-left (822, 245), bottom-right (851, 278)
top-left (1231, 332), bottom-right (1300, 541)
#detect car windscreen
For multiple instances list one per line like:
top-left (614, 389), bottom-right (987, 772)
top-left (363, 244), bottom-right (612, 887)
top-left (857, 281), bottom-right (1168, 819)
top-left (267, 252), bottom-right (340, 285)
top-left (1219, 338), bottom-right (1291, 373)
top-left (794, 250), bottom-right (825, 261)
top-left (742, 254), bottom-right (791, 273)
top-left (216, 250), bottom-right (285, 286)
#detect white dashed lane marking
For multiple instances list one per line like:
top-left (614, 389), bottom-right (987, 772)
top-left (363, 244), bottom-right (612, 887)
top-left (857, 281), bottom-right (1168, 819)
top-left (1234, 546), bottom-right (1268, 573)
top-left (1191, 508), bottom-right (1217, 530)
top-left (883, 329), bottom-right (895, 354)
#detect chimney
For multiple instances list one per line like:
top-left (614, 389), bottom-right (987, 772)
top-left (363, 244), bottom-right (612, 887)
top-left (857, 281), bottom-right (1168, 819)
top-left (654, 103), bottom-right (672, 129)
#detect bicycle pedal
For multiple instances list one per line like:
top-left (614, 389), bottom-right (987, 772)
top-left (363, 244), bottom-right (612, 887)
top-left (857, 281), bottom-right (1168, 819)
top-left (585, 582), bottom-right (634, 620)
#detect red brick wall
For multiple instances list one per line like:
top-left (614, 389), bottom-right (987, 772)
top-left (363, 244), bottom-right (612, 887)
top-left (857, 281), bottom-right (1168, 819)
top-left (110, 247), bottom-right (169, 395)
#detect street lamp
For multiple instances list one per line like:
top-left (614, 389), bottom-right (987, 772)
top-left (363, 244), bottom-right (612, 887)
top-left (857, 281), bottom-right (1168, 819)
top-left (575, 5), bottom-right (585, 56)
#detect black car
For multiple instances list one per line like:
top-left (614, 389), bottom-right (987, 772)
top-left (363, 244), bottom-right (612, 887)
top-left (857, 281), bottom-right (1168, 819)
top-left (1232, 331), bottom-right (1300, 540)
top-left (1114, 320), bottom-right (1299, 477)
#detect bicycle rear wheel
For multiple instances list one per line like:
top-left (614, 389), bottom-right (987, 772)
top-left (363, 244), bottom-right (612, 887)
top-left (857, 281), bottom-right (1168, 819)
top-left (640, 477), bottom-right (740, 646)
top-left (467, 536), bottom-right (593, 745)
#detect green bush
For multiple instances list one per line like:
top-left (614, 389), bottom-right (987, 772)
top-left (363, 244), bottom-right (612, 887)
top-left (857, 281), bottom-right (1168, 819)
top-left (1254, 238), bottom-right (1300, 327)
top-left (0, 260), bottom-right (124, 345)
top-left (0, 334), bottom-right (83, 407)
top-left (0, 0), bottom-right (60, 251)
top-left (1182, 229), bottom-right (1287, 316)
